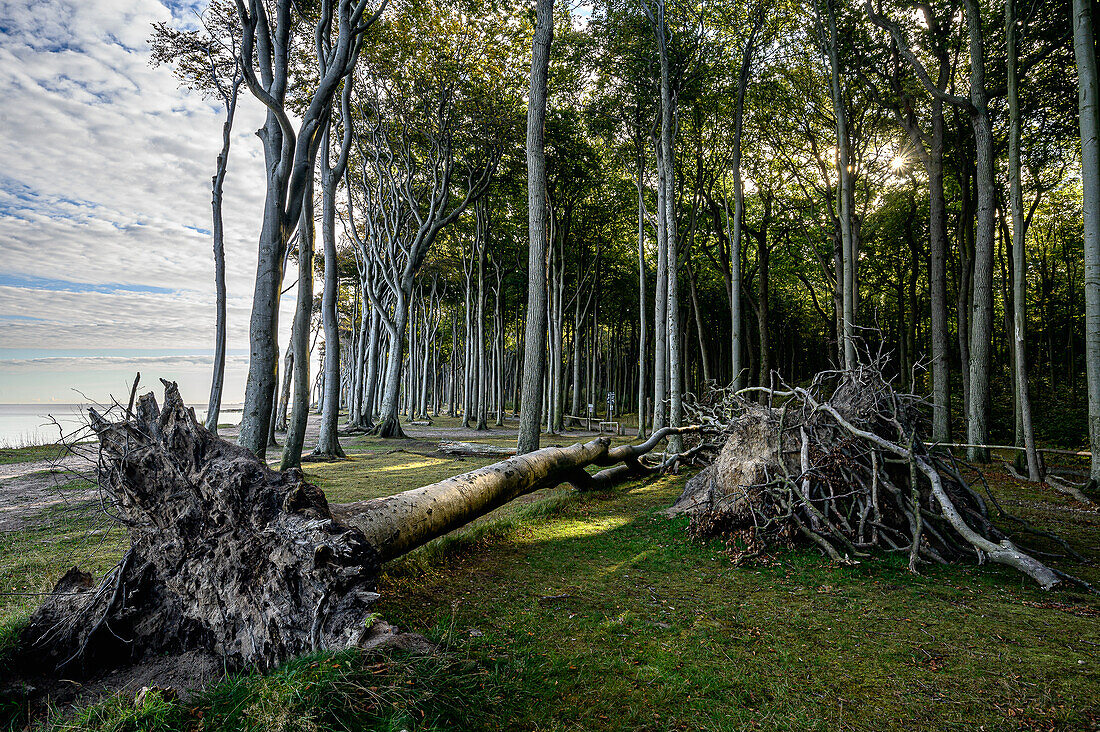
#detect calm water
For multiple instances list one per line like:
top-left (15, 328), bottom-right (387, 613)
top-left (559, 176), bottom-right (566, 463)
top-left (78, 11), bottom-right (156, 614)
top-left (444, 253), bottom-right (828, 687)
top-left (0, 403), bottom-right (243, 446)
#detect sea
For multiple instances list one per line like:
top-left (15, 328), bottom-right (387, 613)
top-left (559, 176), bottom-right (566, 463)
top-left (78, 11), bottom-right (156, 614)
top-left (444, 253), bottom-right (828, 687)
top-left (0, 403), bottom-right (243, 447)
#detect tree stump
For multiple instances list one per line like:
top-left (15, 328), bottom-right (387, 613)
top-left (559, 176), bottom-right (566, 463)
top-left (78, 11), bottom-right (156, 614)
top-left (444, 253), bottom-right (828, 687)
top-left (17, 381), bottom-right (382, 676)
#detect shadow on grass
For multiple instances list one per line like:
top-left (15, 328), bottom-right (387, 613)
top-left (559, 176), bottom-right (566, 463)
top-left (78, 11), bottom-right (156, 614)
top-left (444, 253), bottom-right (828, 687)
top-left (7, 463), bottom-right (1100, 731)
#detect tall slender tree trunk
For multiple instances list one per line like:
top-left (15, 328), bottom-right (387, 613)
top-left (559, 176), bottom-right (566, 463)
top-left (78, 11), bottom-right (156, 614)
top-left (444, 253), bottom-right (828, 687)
top-left (276, 344), bottom-right (293, 432)
top-left (687, 259), bottom-right (711, 384)
top-left (350, 286), bottom-right (368, 427)
top-left (636, 162), bottom-right (648, 436)
top-left (463, 268), bottom-right (475, 428)
top-left (448, 312), bottom-right (458, 417)
top-left (653, 136), bottom-right (669, 433)
top-left (314, 126), bottom-right (348, 459)
top-left (1006, 0), bottom-right (1040, 480)
top-left (657, 6), bottom-right (683, 453)
top-left (727, 8), bottom-right (762, 391)
top-left (375, 287), bottom-right (410, 439)
top-left (205, 77), bottom-right (241, 435)
top-left (756, 200), bottom-right (771, 393)
top-left (495, 271), bottom-right (505, 426)
top-left (958, 160), bottom-right (974, 422)
top-left (281, 177), bottom-right (315, 470)
top-left (822, 0), bottom-right (856, 369)
top-left (239, 113), bottom-right (289, 458)
top-left (362, 306), bottom-right (382, 428)
top-left (476, 210), bottom-right (489, 431)
top-left (964, 0), bottom-right (995, 463)
top-left (517, 0), bottom-right (553, 454)
top-left (1073, 0), bottom-right (1100, 483)
top-left (928, 113), bottom-right (950, 442)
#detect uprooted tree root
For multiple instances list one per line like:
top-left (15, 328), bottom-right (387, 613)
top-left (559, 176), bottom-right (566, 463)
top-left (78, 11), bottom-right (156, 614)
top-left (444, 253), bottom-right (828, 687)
top-left (10, 381), bottom-right (704, 684)
top-left (669, 364), bottom-right (1095, 593)
top-left (14, 381), bottom-right (386, 679)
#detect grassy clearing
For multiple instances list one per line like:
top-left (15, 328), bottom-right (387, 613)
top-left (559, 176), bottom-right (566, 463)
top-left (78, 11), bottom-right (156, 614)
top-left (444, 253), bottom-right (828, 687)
top-left (5, 436), bottom-right (1100, 731)
top-left (0, 503), bottom-right (126, 664)
top-left (0, 445), bottom-right (66, 467)
top-left (307, 448), bottom-right (501, 503)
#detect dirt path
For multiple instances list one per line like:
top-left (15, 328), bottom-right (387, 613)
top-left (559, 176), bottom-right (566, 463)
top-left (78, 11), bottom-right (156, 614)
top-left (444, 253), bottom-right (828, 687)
top-left (0, 470), bottom-right (99, 532)
top-left (0, 453), bottom-right (85, 481)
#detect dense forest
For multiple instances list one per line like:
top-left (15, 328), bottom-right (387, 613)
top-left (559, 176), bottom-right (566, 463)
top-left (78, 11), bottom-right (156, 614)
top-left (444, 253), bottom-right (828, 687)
top-left (5, 0), bottom-right (1100, 725)
top-left (154, 0), bottom-right (1097, 478)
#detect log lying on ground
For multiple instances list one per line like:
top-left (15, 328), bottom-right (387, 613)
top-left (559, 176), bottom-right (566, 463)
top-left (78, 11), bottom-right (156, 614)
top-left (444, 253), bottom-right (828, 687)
top-left (672, 364), bottom-right (1088, 592)
top-left (436, 440), bottom-right (517, 457)
top-left (16, 382), bottom-right (694, 677)
top-left (345, 426), bottom-right (705, 561)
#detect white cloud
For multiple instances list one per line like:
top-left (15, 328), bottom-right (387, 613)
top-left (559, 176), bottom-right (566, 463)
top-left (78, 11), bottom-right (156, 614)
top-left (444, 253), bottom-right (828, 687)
top-left (0, 353), bottom-right (249, 372)
top-left (0, 0), bottom-right (306, 403)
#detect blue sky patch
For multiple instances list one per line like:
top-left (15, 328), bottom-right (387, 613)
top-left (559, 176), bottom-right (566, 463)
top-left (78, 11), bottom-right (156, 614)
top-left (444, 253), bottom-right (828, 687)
top-left (0, 274), bottom-right (176, 295)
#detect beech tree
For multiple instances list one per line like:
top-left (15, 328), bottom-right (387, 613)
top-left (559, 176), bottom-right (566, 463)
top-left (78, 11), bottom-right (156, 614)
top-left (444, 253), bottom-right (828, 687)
top-left (233, 0), bottom-right (386, 458)
top-left (150, 3), bottom-right (242, 434)
top-left (161, 0), bottom-right (1094, 484)
top-left (351, 0), bottom-right (519, 438)
top-left (518, 0), bottom-right (555, 454)
top-left (1074, 0), bottom-right (1100, 484)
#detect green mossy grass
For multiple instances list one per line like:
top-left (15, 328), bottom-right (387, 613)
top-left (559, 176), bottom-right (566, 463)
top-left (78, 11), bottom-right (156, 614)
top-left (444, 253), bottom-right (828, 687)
top-left (4, 439), bottom-right (1098, 731)
top-left (0, 445), bottom-right (65, 467)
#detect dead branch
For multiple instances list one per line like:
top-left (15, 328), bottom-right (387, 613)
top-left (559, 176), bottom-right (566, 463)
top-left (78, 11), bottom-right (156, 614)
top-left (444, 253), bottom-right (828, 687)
top-left (672, 358), bottom-right (1090, 592)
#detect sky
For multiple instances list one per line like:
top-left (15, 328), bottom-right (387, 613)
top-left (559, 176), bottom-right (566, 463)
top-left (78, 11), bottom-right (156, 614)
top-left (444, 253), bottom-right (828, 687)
top-left (0, 0), bottom-right (300, 405)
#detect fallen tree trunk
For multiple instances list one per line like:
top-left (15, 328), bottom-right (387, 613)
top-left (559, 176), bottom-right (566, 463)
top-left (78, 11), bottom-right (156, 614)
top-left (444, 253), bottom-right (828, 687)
top-left (346, 426), bottom-right (705, 561)
top-left (436, 440), bottom-right (517, 457)
top-left (16, 382), bottom-right (694, 677)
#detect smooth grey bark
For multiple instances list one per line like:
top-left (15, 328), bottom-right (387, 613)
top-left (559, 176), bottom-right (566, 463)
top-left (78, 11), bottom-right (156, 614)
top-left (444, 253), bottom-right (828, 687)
top-left (517, 0), bottom-right (554, 454)
top-left (364, 305), bottom-right (383, 425)
top-left (654, 2), bottom-right (683, 454)
top-left (686, 258), bottom-right (710, 384)
top-left (462, 242), bottom-right (475, 428)
top-left (234, 0), bottom-right (384, 458)
top-left (280, 177), bottom-right (315, 470)
top-left (1073, 0), bottom-right (1100, 482)
top-left (205, 68), bottom-right (242, 435)
top-left (635, 155), bottom-right (648, 436)
top-left (571, 290), bottom-right (592, 425)
top-left (819, 0), bottom-right (856, 369)
top-left (448, 311), bottom-right (458, 417)
top-left (346, 197), bottom-right (385, 430)
top-left (728, 5), bottom-right (764, 392)
top-left (494, 264), bottom-right (506, 426)
top-left (865, 0), bottom-right (952, 441)
top-left (1005, 0), bottom-right (1040, 481)
top-left (314, 83), bottom-right (356, 459)
top-left (275, 344), bottom-right (293, 432)
top-left (348, 281), bottom-right (368, 428)
top-left (549, 240), bottom-right (566, 433)
top-left (753, 195), bottom-right (772, 392)
top-left (653, 134), bottom-right (669, 433)
top-left (362, 134), bottom-right (495, 440)
top-left (476, 204), bottom-right (489, 431)
top-left (959, 169), bottom-right (974, 421)
top-left (866, 0), bottom-right (992, 458)
top-left (963, 0), bottom-right (995, 463)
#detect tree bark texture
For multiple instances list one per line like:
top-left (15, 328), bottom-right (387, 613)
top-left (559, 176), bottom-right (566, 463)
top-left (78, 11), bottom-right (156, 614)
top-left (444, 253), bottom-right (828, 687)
top-left (518, 0), bottom-right (554, 454)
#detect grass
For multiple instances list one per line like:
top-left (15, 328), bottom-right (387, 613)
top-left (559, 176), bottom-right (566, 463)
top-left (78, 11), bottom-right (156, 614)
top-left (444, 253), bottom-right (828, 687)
top-left (0, 445), bottom-right (66, 467)
top-left (4, 433), bottom-right (1099, 731)
top-left (0, 496), bottom-right (126, 645)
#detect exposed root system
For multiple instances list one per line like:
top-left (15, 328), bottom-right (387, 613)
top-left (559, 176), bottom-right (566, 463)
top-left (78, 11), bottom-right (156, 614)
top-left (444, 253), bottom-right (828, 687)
top-left (671, 363), bottom-right (1092, 592)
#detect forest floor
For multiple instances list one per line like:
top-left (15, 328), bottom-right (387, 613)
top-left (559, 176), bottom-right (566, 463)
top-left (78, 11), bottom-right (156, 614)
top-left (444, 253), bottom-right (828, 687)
top-left (1, 414), bottom-right (1099, 731)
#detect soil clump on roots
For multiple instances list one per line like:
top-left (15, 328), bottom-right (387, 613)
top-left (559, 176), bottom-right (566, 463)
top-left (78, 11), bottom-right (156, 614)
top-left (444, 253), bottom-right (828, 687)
top-left (670, 363), bottom-right (1093, 592)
